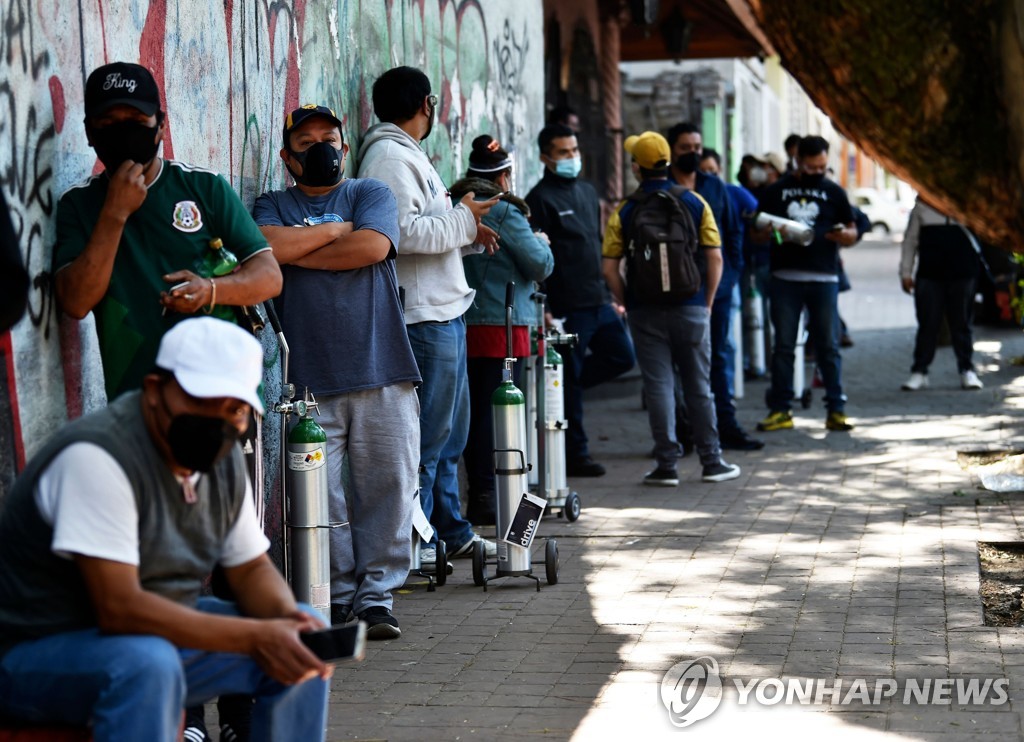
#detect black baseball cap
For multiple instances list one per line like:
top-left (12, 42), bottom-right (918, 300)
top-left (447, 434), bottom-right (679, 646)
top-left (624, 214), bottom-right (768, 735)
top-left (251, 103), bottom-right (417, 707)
top-left (283, 105), bottom-right (344, 147)
top-left (85, 62), bottom-right (160, 118)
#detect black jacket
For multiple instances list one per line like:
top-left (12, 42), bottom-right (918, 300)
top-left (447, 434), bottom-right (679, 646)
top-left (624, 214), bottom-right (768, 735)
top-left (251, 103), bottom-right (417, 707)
top-left (524, 170), bottom-right (609, 316)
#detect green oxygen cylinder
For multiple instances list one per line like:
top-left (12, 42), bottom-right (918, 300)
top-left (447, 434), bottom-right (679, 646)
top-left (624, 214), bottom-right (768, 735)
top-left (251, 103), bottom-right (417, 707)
top-left (286, 404), bottom-right (330, 619)
top-left (543, 341), bottom-right (568, 505)
top-left (493, 282), bottom-right (532, 574)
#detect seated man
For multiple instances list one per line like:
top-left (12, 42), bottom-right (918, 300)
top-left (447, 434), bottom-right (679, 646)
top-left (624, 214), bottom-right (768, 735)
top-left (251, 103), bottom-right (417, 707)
top-left (0, 318), bottom-right (330, 742)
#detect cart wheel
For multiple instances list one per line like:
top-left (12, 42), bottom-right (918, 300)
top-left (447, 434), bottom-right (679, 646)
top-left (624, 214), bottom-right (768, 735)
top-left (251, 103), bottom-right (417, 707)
top-left (545, 539), bottom-right (559, 585)
top-left (472, 539), bottom-right (488, 587)
top-left (435, 539), bottom-right (447, 587)
top-left (564, 492), bottom-right (582, 523)
top-left (800, 389), bottom-right (813, 409)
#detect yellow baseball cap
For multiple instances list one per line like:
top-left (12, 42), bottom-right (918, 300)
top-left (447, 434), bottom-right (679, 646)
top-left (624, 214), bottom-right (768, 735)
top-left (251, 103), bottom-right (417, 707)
top-left (624, 131), bottom-right (672, 171)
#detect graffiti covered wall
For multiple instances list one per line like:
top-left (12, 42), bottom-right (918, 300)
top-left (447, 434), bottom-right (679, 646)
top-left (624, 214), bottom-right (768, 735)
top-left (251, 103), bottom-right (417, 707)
top-left (0, 0), bottom-right (544, 508)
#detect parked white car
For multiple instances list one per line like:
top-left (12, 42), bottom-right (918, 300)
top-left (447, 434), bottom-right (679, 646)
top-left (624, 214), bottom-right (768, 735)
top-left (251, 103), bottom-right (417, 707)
top-left (849, 187), bottom-right (910, 235)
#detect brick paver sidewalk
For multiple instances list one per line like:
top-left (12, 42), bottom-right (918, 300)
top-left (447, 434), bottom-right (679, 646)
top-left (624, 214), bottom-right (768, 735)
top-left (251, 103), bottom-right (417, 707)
top-left (322, 241), bottom-right (1024, 741)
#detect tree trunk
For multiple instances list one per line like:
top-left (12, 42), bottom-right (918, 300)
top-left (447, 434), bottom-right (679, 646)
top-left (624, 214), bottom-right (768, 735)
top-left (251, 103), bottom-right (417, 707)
top-left (748, 0), bottom-right (1024, 251)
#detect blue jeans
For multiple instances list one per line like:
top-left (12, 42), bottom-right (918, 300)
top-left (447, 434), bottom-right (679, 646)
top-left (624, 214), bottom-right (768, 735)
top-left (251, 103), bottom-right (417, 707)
top-left (406, 317), bottom-right (474, 551)
top-left (562, 304), bottom-right (636, 460)
top-left (709, 290), bottom-right (738, 431)
top-left (0, 598), bottom-right (329, 742)
top-left (767, 278), bottom-right (846, 413)
top-left (629, 305), bottom-right (722, 469)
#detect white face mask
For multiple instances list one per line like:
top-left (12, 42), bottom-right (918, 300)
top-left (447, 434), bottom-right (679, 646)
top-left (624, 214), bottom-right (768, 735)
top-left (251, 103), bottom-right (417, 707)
top-left (748, 165), bottom-right (767, 186)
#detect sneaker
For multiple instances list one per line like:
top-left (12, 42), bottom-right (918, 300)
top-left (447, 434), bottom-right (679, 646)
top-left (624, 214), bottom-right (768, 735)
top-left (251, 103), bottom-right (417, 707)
top-left (566, 456), bottom-right (606, 477)
top-left (330, 602), bottom-right (352, 626)
top-left (961, 370), bottom-right (984, 389)
top-left (419, 545), bottom-right (437, 565)
top-left (451, 533), bottom-right (497, 559)
top-left (643, 467), bottom-right (679, 486)
top-left (825, 411), bottom-right (854, 431)
top-left (702, 462), bottom-right (741, 482)
top-left (719, 427), bottom-right (766, 451)
top-left (901, 372), bottom-right (928, 391)
top-left (757, 410), bottom-right (794, 432)
top-left (358, 606), bottom-right (401, 640)
top-left (217, 694), bottom-right (252, 742)
top-left (183, 707), bottom-right (209, 742)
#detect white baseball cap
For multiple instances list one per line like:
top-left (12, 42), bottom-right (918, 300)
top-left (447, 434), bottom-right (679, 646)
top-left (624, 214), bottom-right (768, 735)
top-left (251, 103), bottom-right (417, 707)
top-left (155, 317), bottom-right (265, 414)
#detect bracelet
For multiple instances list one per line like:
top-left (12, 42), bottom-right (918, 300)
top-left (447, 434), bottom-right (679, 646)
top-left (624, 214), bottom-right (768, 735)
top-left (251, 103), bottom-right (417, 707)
top-left (207, 278), bottom-right (217, 311)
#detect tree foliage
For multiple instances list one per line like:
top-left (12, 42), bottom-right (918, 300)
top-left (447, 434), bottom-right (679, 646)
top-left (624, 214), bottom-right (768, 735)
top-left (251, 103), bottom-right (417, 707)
top-left (749, 0), bottom-right (1024, 250)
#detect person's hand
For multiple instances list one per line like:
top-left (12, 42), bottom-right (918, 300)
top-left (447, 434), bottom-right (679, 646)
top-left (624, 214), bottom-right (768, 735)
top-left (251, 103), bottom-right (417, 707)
top-left (901, 276), bottom-right (914, 294)
top-left (826, 225), bottom-right (856, 247)
top-left (250, 616), bottom-right (332, 684)
top-left (612, 301), bottom-right (627, 317)
top-left (160, 270), bottom-right (213, 314)
top-left (329, 221), bottom-right (354, 240)
top-left (535, 230), bottom-right (551, 245)
top-left (476, 223), bottom-right (500, 255)
top-left (460, 192), bottom-right (500, 223)
top-left (103, 161), bottom-right (148, 220)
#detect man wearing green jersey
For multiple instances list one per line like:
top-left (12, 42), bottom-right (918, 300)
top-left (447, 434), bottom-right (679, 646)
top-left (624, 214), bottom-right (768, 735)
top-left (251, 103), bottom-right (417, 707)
top-left (55, 62), bottom-right (281, 401)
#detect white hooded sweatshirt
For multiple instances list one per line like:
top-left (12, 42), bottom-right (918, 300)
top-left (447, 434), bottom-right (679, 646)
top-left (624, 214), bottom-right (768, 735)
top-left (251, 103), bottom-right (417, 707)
top-left (357, 123), bottom-right (478, 324)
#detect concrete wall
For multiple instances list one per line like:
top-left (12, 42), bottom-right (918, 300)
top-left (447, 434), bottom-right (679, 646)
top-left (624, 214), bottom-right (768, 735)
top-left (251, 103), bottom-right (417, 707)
top-left (0, 0), bottom-right (544, 504)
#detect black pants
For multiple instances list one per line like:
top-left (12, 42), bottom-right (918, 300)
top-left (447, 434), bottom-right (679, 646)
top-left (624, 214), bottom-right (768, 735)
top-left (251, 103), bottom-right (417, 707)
top-left (912, 276), bottom-right (976, 374)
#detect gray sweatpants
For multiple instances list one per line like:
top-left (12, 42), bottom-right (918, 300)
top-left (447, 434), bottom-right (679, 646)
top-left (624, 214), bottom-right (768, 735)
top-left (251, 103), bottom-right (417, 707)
top-left (318, 382), bottom-right (419, 613)
top-left (629, 305), bottom-right (723, 469)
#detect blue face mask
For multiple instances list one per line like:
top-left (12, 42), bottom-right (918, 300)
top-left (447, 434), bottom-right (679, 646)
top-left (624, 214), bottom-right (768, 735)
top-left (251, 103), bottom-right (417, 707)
top-left (553, 156), bottom-right (582, 179)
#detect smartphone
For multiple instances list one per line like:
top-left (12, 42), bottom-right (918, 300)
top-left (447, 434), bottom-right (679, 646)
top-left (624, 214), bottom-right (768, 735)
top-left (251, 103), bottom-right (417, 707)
top-left (300, 621), bottom-right (367, 664)
top-left (161, 281), bottom-right (192, 315)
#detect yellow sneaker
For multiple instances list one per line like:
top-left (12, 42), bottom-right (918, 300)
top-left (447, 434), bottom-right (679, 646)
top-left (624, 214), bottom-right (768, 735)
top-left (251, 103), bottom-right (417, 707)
top-left (825, 411), bottom-right (854, 431)
top-left (757, 410), bottom-right (794, 432)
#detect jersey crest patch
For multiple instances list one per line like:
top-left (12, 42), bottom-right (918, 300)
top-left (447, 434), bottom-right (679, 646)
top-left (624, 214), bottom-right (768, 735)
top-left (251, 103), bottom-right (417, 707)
top-left (172, 201), bottom-right (203, 233)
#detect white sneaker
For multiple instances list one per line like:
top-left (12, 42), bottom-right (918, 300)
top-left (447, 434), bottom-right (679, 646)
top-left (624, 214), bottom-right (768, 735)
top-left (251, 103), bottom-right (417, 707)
top-left (961, 370), bottom-right (983, 389)
top-left (901, 372), bottom-right (929, 391)
top-left (452, 533), bottom-right (497, 558)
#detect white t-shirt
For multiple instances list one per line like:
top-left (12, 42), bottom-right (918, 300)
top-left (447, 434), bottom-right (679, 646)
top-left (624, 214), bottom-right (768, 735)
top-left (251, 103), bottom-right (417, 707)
top-left (34, 442), bottom-right (269, 568)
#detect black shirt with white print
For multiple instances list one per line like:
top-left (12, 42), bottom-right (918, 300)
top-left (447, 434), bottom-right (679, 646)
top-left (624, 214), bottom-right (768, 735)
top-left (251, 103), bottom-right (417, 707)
top-left (760, 172), bottom-right (853, 277)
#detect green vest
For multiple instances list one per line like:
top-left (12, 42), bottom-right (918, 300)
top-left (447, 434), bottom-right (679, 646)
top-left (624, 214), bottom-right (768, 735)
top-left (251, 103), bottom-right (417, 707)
top-left (0, 392), bottom-right (248, 658)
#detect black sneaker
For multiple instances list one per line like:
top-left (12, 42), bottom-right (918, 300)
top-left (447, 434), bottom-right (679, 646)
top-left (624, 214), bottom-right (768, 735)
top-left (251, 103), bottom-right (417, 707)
top-left (217, 694), bottom-right (252, 742)
top-left (702, 461), bottom-right (741, 482)
top-left (330, 602), bottom-right (352, 626)
top-left (643, 467), bottom-right (679, 486)
top-left (358, 606), bottom-right (401, 640)
top-left (567, 456), bottom-right (606, 477)
top-left (719, 427), bottom-right (765, 451)
top-left (183, 706), bottom-right (209, 742)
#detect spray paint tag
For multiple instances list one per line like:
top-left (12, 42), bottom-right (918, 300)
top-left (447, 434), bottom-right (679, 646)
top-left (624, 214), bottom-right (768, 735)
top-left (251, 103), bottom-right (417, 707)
top-left (288, 447), bottom-right (325, 471)
top-left (501, 491), bottom-right (547, 549)
top-left (411, 492), bottom-right (435, 542)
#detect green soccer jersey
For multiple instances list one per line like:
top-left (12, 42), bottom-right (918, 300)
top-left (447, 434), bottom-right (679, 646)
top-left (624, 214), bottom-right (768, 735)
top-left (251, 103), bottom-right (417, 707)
top-left (55, 159), bottom-right (270, 400)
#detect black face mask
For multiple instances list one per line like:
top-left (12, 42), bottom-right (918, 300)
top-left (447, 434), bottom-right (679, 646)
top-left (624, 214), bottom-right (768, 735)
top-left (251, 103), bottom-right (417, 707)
top-left (88, 117), bottom-right (162, 172)
top-left (674, 152), bottom-right (700, 174)
top-left (287, 141), bottom-right (343, 187)
top-left (801, 172), bottom-right (825, 187)
top-left (421, 101), bottom-right (436, 142)
top-left (167, 414), bottom-right (239, 472)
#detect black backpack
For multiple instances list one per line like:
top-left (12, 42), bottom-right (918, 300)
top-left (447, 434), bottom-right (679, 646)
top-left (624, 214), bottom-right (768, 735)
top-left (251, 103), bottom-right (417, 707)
top-left (624, 185), bottom-right (702, 304)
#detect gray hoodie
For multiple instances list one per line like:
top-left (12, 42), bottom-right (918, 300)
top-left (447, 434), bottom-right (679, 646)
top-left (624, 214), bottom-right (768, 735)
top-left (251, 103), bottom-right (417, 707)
top-left (357, 123), bottom-right (478, 323)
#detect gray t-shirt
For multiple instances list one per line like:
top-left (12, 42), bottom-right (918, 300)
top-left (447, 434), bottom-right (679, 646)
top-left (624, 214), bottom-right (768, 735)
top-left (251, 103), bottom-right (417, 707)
top-left (253, 179), bottom-right (420, 395)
